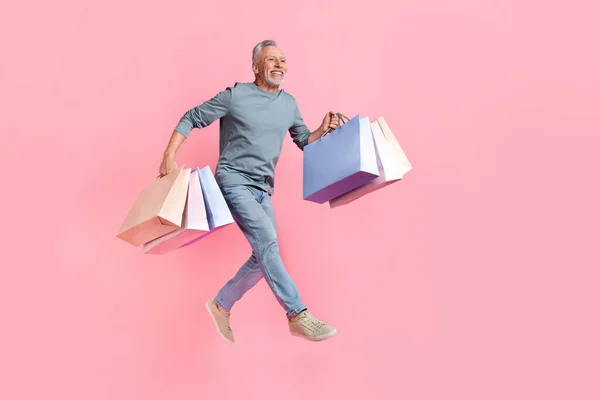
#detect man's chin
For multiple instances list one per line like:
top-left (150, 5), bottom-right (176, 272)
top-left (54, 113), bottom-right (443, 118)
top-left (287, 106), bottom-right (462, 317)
top-left (266, 78), bottom-right (284, 87)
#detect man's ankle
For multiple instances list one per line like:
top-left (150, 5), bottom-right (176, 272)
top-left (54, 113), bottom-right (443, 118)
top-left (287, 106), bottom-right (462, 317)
top-left (216, 303), bottom-right (228, 313)
top-left (289, 309), bottom-right (307, 322)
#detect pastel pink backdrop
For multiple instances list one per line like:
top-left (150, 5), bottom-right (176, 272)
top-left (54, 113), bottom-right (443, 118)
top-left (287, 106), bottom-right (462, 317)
top-left (1, 1), bottom-right (599, 399)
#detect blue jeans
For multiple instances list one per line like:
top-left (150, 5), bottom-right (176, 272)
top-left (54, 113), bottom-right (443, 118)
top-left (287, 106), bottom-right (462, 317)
top-left (214, 184), bottom-right (307, 319)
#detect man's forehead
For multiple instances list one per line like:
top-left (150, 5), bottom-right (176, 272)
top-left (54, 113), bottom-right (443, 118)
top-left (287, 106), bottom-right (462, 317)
top-left (262, 46), bottom-right (285, 58)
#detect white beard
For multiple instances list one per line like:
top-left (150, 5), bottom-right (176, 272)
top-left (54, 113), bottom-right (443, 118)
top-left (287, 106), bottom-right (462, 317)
top-left (265, 73), bottom-right (284, 87)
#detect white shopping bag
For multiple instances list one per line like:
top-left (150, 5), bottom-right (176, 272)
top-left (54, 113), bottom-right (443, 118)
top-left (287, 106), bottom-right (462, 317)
top-left (179, 165), bottom-right (235, 248)
top-left (329, 116), bottom-right (412, 208)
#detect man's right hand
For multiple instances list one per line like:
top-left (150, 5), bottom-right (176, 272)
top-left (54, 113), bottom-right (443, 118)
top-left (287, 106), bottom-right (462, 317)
top-left (158, 154), bottom-right (178, 178)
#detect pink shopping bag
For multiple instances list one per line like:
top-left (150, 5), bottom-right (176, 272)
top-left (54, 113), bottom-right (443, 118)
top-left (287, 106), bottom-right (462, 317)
top-left (143, 168), bottom-right (210, 254)
top-left (117, 166), bottom-right (191, 246)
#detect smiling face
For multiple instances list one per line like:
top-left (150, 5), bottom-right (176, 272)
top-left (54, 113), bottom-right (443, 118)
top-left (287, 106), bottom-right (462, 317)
top-left (253, 45), bottom-right (287, 90)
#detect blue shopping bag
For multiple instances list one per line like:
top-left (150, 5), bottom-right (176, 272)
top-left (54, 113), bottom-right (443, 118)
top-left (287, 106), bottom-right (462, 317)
top-left (303, 114), bottom-right (379, 203)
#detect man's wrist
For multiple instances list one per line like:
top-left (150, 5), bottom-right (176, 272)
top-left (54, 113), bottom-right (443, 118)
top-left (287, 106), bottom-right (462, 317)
top-left (307, 127), bottom-right (325, 145)
top-left (313, 126), bottom-right (326, 138)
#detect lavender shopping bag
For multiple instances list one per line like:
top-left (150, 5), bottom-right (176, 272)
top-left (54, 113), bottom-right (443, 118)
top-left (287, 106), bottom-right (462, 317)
top-left (179, 165), bottom-right (234, 248)
top-left (303, 115), bottom-right (379, 203)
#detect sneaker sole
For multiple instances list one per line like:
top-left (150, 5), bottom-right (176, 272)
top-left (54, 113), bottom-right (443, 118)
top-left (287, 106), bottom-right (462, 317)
top-left (290, 328), bottom-right (338, 342)
top-left (205, 301), bottom-right (234, 344)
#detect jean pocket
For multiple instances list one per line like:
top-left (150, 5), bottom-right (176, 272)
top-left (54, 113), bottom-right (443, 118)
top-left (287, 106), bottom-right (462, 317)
top-left (220, 185), bottom-right (260, 204)
top-left (246, 186), bottom-right (265, 202)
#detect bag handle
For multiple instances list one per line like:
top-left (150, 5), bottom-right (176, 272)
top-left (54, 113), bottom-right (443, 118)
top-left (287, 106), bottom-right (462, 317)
top-left (322, 112), bottom-right (350, 138)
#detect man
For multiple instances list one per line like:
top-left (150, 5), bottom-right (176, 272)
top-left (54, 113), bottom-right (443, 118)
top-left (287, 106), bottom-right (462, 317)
top-left (158, 40), bottom-right (339, 343)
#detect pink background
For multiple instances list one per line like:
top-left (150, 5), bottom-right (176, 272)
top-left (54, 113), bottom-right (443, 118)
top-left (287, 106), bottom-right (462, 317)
top-left (2, 0), bottom-right (599, 399)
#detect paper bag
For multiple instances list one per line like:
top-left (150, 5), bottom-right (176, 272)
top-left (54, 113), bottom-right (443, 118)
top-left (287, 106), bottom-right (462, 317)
top-left (377, 116), bottom-right (412, 176)
top-left (180, 165), bottom-right (234, 248)
top-left (117, 166), bottom-right (191, 247)
top-left (142, 168), bottom-right (210, 254)
top-left (329, 116), bottom-right (412, 207)
top-left (303, 115), bottom-right (379, 203)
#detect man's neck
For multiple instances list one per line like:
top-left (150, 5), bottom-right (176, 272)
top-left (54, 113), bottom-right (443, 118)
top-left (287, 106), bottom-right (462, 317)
top-left (254, 78), bottom-right (280, 93)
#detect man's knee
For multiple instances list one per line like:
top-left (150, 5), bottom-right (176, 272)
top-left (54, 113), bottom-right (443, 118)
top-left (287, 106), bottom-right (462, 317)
top-left (247, 253), bottom-right (261, 269)
top-left (257, 237), bottom-right (279, 260)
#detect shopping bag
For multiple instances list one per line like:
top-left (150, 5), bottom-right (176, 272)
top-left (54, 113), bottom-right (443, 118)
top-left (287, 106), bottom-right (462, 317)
top-left (179, 165), bottom-right (234, 248)
top-left (329, 116), bottom-right (412, 208)
top-left (117, 166), bottom-right (191, 246)
top-left (377, 116), bottom-right (412, 177)
top-left (142, 168), bottom-right (210, 254)
top-left (303, 114), bottom-right (379, 203)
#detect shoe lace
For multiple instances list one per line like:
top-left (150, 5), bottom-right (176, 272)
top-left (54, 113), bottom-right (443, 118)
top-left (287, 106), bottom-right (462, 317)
top-left (300, 312), bottom-right (324, 331)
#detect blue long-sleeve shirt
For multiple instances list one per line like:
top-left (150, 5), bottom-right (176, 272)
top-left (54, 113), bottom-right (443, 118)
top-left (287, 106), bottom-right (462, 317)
top-left (174, 82), bottom-right (311, 194)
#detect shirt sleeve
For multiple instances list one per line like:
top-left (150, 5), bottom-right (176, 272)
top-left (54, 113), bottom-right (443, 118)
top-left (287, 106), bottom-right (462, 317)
top-left (289, 100), bottom-right (311, 150)
top-left (174, 87), bottom-right (232, 137)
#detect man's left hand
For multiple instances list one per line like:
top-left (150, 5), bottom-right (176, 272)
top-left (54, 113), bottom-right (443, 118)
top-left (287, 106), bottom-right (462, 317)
top-left (307, 111), bottom-right (347, 145)
top-left (320, 111), bottom-right (342, 134)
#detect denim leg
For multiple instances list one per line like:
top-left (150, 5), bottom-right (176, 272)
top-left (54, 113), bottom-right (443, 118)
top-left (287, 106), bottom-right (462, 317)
top-left (214, 185), bottom-right (306, 318)
top-left (214, 253), bottom-right (262, 311)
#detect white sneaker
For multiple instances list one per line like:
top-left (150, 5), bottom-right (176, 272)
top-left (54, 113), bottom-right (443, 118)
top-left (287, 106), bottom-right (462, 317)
top-left (205, 300), bottom-right (234, 343)
top-left (289, 310), bottom-right (337, 342)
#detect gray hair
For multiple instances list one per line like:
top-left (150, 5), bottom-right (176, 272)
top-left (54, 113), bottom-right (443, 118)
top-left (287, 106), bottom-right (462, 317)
top-left (252, 40), bottom-right (277, 64)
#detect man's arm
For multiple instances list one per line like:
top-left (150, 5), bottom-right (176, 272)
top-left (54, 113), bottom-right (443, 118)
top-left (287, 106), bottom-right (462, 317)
top-left (159, 87), bottom-right (232, 177)
top-left (164, 130), bottom-right (186, 157)
top-left (159, 130), bottom-right (186, 177)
